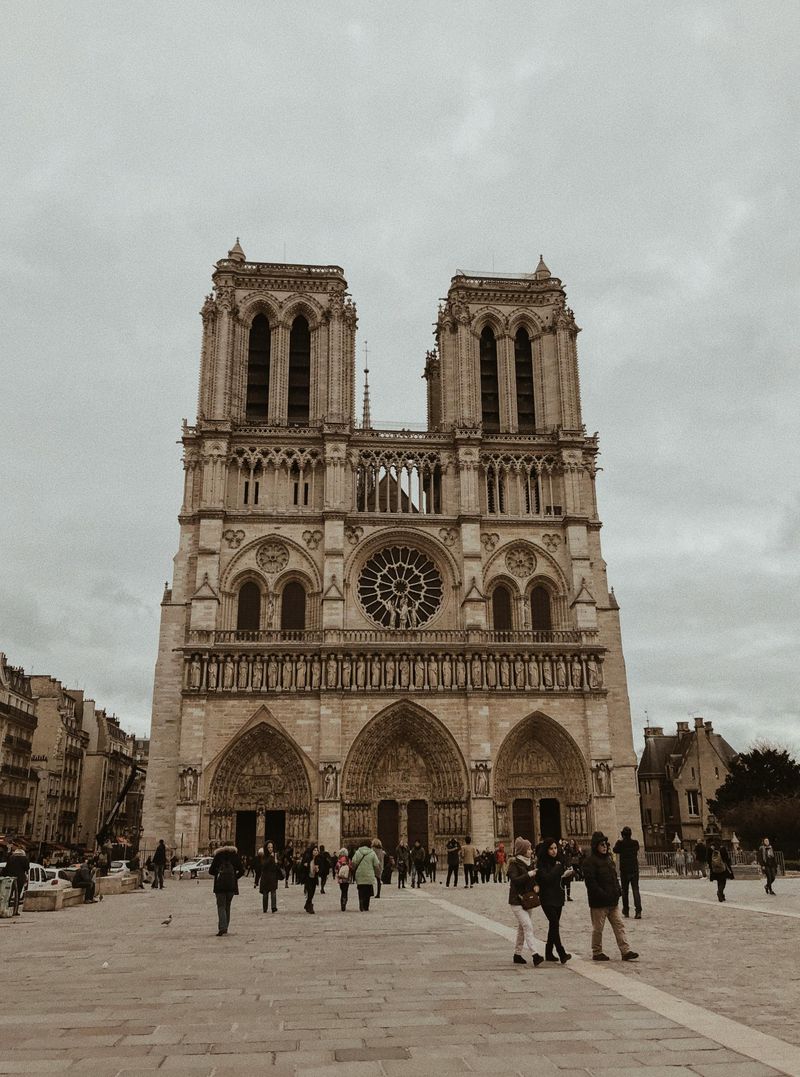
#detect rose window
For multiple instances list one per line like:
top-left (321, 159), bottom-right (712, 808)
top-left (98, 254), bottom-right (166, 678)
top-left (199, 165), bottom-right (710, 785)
top-left (358, 546), bottom-right (443, 629)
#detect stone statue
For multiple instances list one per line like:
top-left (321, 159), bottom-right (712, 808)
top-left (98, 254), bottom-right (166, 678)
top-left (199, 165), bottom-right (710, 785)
top-left (441, 656), bottom-right (452, 689)
top-left (496, 802), bottom-right (508, 835)
top-left (595, 761), bottom-right (612, 795)
top-left (237, 656), bottom-right (248, 689)
top-left (265, 589), bottom-right (275, 628)
top-left (322, 764), bottom-right (338, 801)
top-left (223, 656), bottom-right (235, 690)
top-left (326, 655), bottom-right (338, 689)
top-left (180, 767), bottom-right (197, 802)
top-left (528, 656), bottom-right (539, 688)
top-left (399, 656), bottom-right (411, 688)
top-left (428, 656), bottom-right (438, 689)
top-left (341, 657), bottom-right (352, 690)
top-left (189, 656), bottom-right (202, 690)
top-left (473, 762), bottom-right (490, 797)
top-left (207, 656), bottom-right (218, 690)
top-left (499, 656), bottom-right (510, 688)
top-left (456, 656), bottom-right (467, 688)
top-left (355, 656), bottom-right (366, 688)
top-left (542, 659), bottom-right (553, 689)
top-left (486, 655), bottom-right (497, 689)
top-left (311, 656), bottom-right (321, 689)
top-left (514, 657), bottom-right (525, 688)
top-left (555, 657), bottom-right (567, 689)
top-left (296, 657), bottom-right (307, 690)
top-left (571, 656), bottom-right (583, 689)
top-left (413, 657), bottom-right (424, 689)
top-left (268, 656), bottom-right (279, 689)
top-left (470, 656), bottom-right (482, 689)
top-left (281, 658), bottom-right (293, 691)
top-left (385, 655), bottom-right (396, 687)
top-left (251, 658), bottom-right (263, 691)
top-left (587, 658), bottom-right (602, 689)
top-left (370, 656), bottom-right (382, 688)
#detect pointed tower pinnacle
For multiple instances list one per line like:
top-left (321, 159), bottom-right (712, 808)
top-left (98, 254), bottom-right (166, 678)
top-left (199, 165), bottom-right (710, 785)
top-left (361, 340), bottom-right (372, 430)
top-left (534, 254), bottom-right (550, 280)
top-left (227, 237), bottom-right (245, 262)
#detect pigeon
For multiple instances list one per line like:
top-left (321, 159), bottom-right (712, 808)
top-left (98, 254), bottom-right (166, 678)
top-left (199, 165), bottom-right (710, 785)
top-left (102, 962), bottom-right (109, 968)
top-left (161, 915), bottom-right (172, 925)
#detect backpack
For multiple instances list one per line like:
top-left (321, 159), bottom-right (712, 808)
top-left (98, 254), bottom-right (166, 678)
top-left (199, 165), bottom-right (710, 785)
top-left (710, 850), bottom-right (725, 874)
top-left (216, 859), bottom-right (236, 891)
top-left (337, 861), bottom-right (350, 882)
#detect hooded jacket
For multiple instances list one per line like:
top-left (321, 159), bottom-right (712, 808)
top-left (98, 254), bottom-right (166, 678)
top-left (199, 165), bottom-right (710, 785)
top-left (352, 844), bottom-right (380, 885)
top-left (209, 845), bottom-right (244, 895)
top-left (582, 832), bottom-right (622, 908)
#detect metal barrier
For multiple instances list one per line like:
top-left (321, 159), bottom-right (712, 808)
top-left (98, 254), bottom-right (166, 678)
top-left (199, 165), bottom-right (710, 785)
top-left (638, 849), bottom-right (785, 877)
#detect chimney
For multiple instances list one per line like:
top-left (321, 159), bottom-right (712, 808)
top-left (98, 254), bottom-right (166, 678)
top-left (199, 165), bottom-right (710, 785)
top-left (704, 720), bottom-right (713, 732)
top-left (694, 716), bottom-right (704, 730)
top-left (644, 726), bottom-right (664, 738)
top-left (676, 721), bottom-right (690, 733)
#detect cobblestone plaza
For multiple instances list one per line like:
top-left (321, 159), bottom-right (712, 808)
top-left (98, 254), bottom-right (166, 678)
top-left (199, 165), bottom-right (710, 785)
top-left (2, 877), bottom-right (799, 1076)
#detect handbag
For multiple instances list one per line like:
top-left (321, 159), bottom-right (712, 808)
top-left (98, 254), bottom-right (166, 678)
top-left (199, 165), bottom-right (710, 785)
top-left (277, 866), bottom-right (285, 881)
top-left (521, 890), bottom-right (541, 911)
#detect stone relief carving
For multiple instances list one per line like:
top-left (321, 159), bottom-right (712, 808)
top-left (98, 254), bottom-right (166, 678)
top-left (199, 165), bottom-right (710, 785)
top-left (302, 529), bottom-right (323, 550)
top-left (178, 766), bottom-right (199, 803)
top-left (222, 528), bottom-right (245, 549)
top-left (320, 763), bottom-right (339, 801)
top-left (472, 761), bottom-right (491, 797)
top-left (592, 760), bottom-right (613, 796)
top-left (541, 534), bottom-right (561, 552)
top-left (256, 540), bottom-right (289, 574)
top-left (438, 527), bottom-right (458, 547)
top-left (481, 532), bottom-right (500, 552)
top-left (344, 525), bottom-right (364, 546)
top-left (505, 546), bottom-right (536, 578)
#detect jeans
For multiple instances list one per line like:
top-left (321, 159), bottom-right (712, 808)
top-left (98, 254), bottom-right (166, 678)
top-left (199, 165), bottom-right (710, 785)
top-left (446, 865), bottom-right (459, 887)
top-left (340, 882), bottom-right (349, 910)
top-left (542, 904), bottom-right (567, 957)
top-left (357, 883), bottom-right (374, 911)
top-left (304, 877), bottom-right (317, 909)
top-left (216, 892), bottom-right (233, 933)
top-left (495, 861), bottom-right (507, 883)
top-left (429, 864), bottom-right (437, 882)
top-left (621, 873), bottom-right (641, 915)
top-left (590, 905), bottom-right (631, 956)
top-left (152, 864), bottom-right (165, 889)
top-left (715, 875), bottom-right (727, 900)
top-left (262, 888), bottom-right (277, 912)
top-left (511, 905), bottom-right (541, 958)
top-left (463, 864), bottom-right (474, 887)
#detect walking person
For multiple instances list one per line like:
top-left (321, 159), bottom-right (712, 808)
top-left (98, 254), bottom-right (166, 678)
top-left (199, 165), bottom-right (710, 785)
top-left (1, 843), bottom-right (30, 915)
top-left (694, 839), bottom-right (707, 878)
top-left (209, 843), bottom-right (244, 936)
top-left (758, 837), bottom-right (778, 895)
top-left (335, 848), bottom-right (352, 911)
top-left (461, 836), bottom-right (478, 888)
top-left (427, 847), bottom-right (438, 883)
top-left (395, 842), bottom-right (410, 888)
top-left (445, 837), bottom-right (460, 887)
top-left (151, 839), bottom-right (167, 889)
top-left (282, 843), bottom-right (294, 888)
top-left (507, 837), bottom-right (545, 967)
top-left (674, 845), bottom-right (687, 877)
top-left (259, 841), bottom-right (280, 913)
top-left (253, 847), bottom-right (264, 889)
top-left (613, 826), bottom-right (642, 919)
top-left (582, 832), bottom-right (639, 962)
top-left (371, 839), bottom-right (385, 898)
top-left (410, 840), bottom-right (427, 888)
top-left (302, 844), bottom-right (319, 914)
top-left (535, 838), bottom-right (573, 963)
top-left (317, 845), bottom-right (331, 894)
top-left (707, 840), bottom-right (733, 902)
top-left (494, 842), bottom-right (507, 883)
top-left (352, 840), bottom-right (381, 911)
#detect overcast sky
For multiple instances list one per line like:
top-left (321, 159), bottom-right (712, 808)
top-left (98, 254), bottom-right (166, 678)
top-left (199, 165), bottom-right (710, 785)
top-left (1, 3), bottom-right (798, 758)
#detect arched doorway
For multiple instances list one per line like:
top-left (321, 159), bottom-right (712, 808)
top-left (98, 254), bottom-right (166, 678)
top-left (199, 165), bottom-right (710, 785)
top-left (495, 712), bottom-right (590, 848)
top-left (205, 721), bottom-right (312, 854)
top-left (341, 702), bottom-right (470, 851)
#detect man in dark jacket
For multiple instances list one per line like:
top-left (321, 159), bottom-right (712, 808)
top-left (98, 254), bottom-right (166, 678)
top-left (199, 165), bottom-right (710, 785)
top-left (410, 841), bottom-right (427, 888)
top-left (694, 840), bottom-right (708, 877)
top-left (445, 837), bottom-right (460, 887)
top-left (151, 839), bottom-right (167, 890)
top-left (1, 844), bottom-right (30, 915)
top-left (209, 844), bottom-right (244, 936)
top-left (613, 826), bottom-right (642, 919)
top-left (582, 832), bottom-right (638, 962)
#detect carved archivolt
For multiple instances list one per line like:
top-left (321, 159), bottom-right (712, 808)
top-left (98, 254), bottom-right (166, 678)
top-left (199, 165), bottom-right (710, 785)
top-left (494, 712), bottom-right (590, 807)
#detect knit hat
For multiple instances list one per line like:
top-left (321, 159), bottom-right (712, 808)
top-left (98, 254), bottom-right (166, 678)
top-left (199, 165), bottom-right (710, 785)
top-left (338, 847), bottom-right (348, 857)
top-left (514, 837), bottom-right (532, 856)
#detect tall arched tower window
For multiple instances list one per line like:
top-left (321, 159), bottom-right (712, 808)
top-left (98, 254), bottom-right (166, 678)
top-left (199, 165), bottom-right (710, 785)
top-left (280, 581), bottom-right (306, 631)
top-left (237, 581), bottom-right (261, 632)
top-left (514, 328), bottom-right (535, 433)
top-left (530, 585), bottom-right (552, 632)
top-left (246, 314), bottom-right (271, 420)
top-left (491, 585), bottom-right (513, 631)
top-left (480, 326), bottom-right (500, 432)
top-left (288, 315), bottom-right (311, 425)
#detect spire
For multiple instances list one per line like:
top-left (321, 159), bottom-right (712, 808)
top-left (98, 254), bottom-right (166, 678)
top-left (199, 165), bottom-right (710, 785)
top-left (534, 254), bottom-right (550, 280)
top-left (361, 340), bottom-right (372, 429)
top-left (227, 237), bottom-right (245, 262)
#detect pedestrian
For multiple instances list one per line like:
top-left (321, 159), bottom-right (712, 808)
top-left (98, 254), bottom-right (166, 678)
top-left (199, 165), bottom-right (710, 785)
top-left (302, 844), bottom-right (319, 913)
top-left (395, 842), bottom-right (410, 888)
top-left (317, 845), bottom-right (331, 894)
top-left (282, 843), bottom-right (294, 887)
top-left (613, 826), bottom-right (642, 919)
top-left (382, 853), bottom-right (394, 887)
top-left (209, 843), bottom-right (244, 936)
top-left (371, 839), bottom-right (385, 897)
top-left (71, 858), bottom-right (97, 903)
top-left (535, 837), bottom-right (573, 963)
top-left (494, 841), bottom-right (507, 883)
top-left (461, 835), bottom-right (477, 888)
top-left (259, 841), bottom-right (280, 913)
top-left (582, 832), bottom-right (639, 962)
top-left (507, 837), bottom-right (545, 967)
top-left (694, 839), bottom-right (708, 878)
top-left (252, 847), bottom-right (264, 889)
top-left (674, 845), bottom-right (686, 877)
top-left (707, 840), bottom-right (733, 902)
top-left (335, 847), bottom-right (352, 911)
top-left (151, 839), bottom-right (167, 890)
top-left (1, 843), bottom-right (30, 915)
top-left (427, 846), bottom-right (438, 883)
top-left (445, 837), bottom-right (460, 887)
top-left (757, 837), bottom-right (778, 895)
top-left (410, 840), bottom-right (427, 888)
top-left (352, 840), bottom-right (381, 911)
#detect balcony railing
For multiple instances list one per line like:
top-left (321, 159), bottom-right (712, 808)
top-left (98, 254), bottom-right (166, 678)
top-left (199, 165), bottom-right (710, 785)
top-left (187, 628), bottom-right (597, 648)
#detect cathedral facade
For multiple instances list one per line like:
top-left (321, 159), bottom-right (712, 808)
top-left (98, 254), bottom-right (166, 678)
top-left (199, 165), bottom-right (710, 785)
top-left (141, 242), bottom-right (640, 857)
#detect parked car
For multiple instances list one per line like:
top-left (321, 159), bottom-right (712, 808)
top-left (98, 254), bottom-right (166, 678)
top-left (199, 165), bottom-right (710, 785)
top-left (172, 856), bottom-right (213, 879)
top-left (110, 860), bottom-right (131, 875)
top-left (44, 868), bottom-right (75, 890)
top-left (19, 863), bottom-right (52, 892)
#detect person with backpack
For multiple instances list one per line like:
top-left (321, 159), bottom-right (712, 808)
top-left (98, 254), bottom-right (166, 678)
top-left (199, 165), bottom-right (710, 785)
top-left (335, 847), bottom-right (352, 911)
top-left (316, 845), bottom-right (331, 894)
top-left (371, 839), bottom-right (385, 897)
top-left (707, 840), bottom-right (733, 902)
top-left (209, 843), bottom-right (244, 936)
top-left (352, 840), bottom-right (381, 911)
top-left (410, 840), bottom-right (427, 888)
top-left (427, 846), bottom-right (438, 883)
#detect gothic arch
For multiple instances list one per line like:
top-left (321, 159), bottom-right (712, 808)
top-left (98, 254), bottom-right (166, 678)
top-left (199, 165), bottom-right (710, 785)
top-left (204, 716), bottom-right (313, 849)
top-left (494, 711), bottom-right (591, 842)
top-left (280, 294), bottom-right (325, 331)
top-left (344, 524), bottom-right (462, 591)
top-left (470, 306), bottom-right (506, 338)
top-left (238, 293), bottom-right (282, 329)
top-left (340, 701), bottom-right (470, 846)
top-left (221, 534), bottom-right (322, 595)
top-left (507, 310), bottom-right (545, 340)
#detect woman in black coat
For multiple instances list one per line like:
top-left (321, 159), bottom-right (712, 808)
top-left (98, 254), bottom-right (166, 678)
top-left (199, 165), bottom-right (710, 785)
top-left (259, 841), bottom-right (281, 913)
top-left (209, 844), bottom-right (244, 936)
top-left (535, 838), bottom-right (573, 963)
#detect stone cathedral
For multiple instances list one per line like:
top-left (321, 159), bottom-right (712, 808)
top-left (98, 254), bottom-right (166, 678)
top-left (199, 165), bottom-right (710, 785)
top-left (141, 241), bottom-right (640, 858)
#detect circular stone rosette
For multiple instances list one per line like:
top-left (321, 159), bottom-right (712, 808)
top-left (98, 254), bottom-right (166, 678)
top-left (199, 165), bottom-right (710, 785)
top-left (358, 545), bottom-right (443, 629)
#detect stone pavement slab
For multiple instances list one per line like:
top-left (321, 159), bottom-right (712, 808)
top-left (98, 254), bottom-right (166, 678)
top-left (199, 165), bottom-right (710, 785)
top-left (0, 874), bottom-right (798, 1075)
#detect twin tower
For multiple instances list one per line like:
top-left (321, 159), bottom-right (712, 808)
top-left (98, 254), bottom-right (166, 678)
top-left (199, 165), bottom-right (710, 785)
top-left (141, 242), bottom-right (639, 857)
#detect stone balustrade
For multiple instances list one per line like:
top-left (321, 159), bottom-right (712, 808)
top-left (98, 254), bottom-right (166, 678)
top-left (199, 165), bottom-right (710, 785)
top-left (187, 628), bottom-right (597, 647)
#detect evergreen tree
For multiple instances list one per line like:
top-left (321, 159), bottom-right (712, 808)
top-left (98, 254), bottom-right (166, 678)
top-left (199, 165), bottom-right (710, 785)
top-left (709, 746), bottom-right (800, 813)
